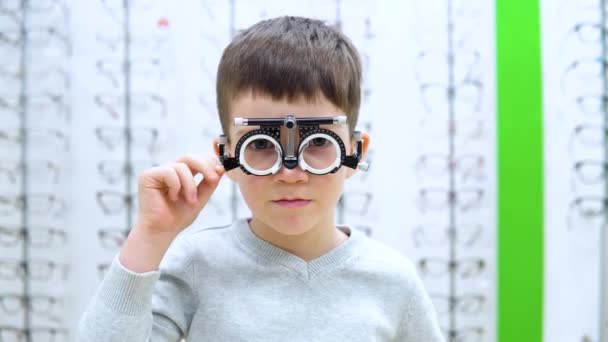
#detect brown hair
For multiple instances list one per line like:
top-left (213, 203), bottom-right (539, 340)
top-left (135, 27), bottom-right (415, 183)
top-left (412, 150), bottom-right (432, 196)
top-left (216, 16), bottom-right (362, 141)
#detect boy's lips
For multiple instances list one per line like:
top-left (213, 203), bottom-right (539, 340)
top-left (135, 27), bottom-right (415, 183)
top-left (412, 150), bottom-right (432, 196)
top-left (272, 198), bottom-right (311, 208)
top-left (274, 197), bottom-right (309, 201)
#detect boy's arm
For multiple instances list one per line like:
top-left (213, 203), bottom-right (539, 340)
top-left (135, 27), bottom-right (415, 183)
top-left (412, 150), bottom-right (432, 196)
top-left (396, 262), bottom-right (446, 342)
top-left (78, 155), bottom-right (222, 341)
top-left (78, 234), bottom-right (197, 341)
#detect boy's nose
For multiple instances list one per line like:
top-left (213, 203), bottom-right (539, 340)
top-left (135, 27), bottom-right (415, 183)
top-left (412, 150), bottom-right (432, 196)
top-left (273, 161), bottom-right (308, 183)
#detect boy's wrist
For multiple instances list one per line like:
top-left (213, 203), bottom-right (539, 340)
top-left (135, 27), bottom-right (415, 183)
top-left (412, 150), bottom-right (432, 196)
top-left (119, 223), bottom-right (177, 273)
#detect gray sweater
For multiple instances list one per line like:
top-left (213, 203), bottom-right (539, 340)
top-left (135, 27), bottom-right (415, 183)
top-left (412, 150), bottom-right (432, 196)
top-left (78, 218), bottom-right (445, 341)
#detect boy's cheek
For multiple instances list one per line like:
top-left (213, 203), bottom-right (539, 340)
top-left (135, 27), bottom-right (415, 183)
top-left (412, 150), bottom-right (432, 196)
top-left (224, 169), bottom-right (238, 182)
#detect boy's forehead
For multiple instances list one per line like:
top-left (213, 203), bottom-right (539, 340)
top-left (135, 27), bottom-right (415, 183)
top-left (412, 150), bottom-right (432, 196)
top-left (230, 91), bottom-right (343, 118)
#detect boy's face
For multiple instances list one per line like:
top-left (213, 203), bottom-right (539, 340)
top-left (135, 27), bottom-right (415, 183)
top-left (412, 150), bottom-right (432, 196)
top-left (213, 91), bottom-right (370, 235)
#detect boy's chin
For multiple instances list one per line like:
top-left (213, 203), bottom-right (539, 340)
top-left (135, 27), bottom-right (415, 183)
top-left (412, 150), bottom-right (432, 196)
top-left (263, 215), bottom-right (317, 236)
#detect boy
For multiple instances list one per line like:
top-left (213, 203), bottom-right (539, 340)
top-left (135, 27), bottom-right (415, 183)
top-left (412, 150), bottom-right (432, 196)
top-left (79, 16), bottom-right (444, 341)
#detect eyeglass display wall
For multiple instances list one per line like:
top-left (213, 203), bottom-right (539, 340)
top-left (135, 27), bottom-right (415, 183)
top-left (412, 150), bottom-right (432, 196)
top-left (542, 0), bottom-right (608, 341)
top-left (404, 0), bottom-right (497, 340)
top-left (0, 1), bottom-right (498, 341)
top-left (0, 0), bottom-right (72, 341)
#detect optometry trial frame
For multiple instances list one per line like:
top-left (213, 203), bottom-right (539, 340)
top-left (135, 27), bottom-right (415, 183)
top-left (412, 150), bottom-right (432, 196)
top-left (218, 114), bottom-right (369, 176)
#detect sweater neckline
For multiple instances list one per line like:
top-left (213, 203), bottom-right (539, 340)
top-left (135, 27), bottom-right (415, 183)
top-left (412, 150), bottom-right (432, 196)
top-left (232, 217), bottom-right (362, 279)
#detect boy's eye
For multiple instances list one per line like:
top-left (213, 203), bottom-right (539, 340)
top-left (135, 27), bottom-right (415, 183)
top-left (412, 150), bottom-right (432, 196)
top-left (310, 137), bottom-right (330, 147)
top-left (251, 139), bottom-right (272, 150)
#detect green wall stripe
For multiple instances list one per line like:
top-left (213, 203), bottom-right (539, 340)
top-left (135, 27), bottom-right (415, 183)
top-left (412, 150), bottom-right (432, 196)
top-left (496, 0), bottom-right (544, 341)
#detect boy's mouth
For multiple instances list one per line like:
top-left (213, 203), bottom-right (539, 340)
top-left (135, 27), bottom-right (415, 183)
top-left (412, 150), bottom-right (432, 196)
top-left (272, 198), bottom-right (311, 208)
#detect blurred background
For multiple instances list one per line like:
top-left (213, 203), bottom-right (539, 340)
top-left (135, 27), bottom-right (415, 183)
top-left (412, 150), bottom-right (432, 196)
top-left (0, 0), bottom-right (601, 341)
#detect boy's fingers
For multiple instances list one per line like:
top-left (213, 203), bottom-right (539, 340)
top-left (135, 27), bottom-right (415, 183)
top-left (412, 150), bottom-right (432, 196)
top-left (176, 155), bottom-right (216, 174)
top-left (173, 155), bottom-right (224, 203)
top-left (195, 159), bottom-right (224, 203)
top-left (152, 166), bottom-right (181, 201)
top-left (172, 162), bottom-right (197, 204)
top-left (175, 155), bottom-right (223, 184)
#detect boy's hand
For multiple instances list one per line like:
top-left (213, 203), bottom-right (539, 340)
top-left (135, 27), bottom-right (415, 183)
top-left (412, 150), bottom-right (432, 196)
top-left (119, 155), bottom-right (225, 273)
top-left (136, 154), bottom-right (225, 235)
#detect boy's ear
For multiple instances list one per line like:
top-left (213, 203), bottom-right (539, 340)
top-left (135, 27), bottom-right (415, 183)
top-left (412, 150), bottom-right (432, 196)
top-left (345, 132), bottom-right (371, 179)
top-left (212, 137), bottom-right (221, 159)
top-left (212, 138), bottom-right (237, 182)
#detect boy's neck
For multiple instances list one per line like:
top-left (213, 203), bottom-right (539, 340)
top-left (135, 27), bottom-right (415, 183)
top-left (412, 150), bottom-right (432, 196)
top-left (248, 217), bottom-right (349, 262)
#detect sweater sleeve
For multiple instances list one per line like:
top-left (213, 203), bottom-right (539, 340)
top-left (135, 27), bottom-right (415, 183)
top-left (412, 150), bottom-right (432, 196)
top-left (396, 260), bottom-right (446, 342)
top-left (77, 235), bottom-right (198, 341)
